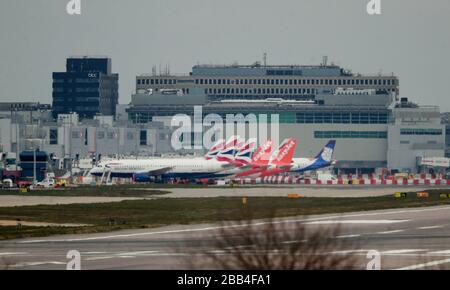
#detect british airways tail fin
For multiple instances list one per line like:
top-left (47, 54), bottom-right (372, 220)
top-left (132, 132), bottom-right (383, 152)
top-left (234, 138), bottom-right (257, 165)
top-left (204, 139), bottom-right (225, 160)
top-left (216, 135), bottom-right (240, 163)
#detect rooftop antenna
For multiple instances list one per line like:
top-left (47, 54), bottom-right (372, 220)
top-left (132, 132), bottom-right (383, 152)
top-left (322, 56), bottom-right (328, 66)
top-left (152, 65), bottom-right (156, 76)
top-left (263, 52), bottom-right (267, 66)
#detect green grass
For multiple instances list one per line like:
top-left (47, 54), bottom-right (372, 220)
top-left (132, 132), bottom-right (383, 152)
top-left (0, 189), bottom-right (450, 240)
top-left (0, 185), bottom-right (169, 197)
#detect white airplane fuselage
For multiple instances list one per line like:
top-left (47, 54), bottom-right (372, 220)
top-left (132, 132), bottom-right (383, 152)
top-left (89, 157), bottom-right (233, 180)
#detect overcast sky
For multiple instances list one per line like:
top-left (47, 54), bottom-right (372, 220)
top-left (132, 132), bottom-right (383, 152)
top-left (1, 0), bottom-right (450, 110)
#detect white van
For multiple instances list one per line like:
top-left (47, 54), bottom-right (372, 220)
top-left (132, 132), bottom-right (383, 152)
top-left (35, 178), bottom-right (55, 188)
top-left (1, 179), bottom-right (15, 189)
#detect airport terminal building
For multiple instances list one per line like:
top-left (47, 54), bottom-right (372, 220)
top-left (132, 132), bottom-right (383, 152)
top-left (0, 62), bottom-right (446, 174)
top-left (127, 63), bottom-right (445, 174)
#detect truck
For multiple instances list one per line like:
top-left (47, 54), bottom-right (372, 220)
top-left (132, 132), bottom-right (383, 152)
top-left (35, 177), bottom-right (55, 188)
top-left (1, 178), bottom-right (15, 189)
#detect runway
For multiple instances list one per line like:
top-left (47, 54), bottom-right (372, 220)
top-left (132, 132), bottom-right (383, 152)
top-left (0, 206), bottom-right (450, 269)
top-left (1, 205), bottom-right (450, 270)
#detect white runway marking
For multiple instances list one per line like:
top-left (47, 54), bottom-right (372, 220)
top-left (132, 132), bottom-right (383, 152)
top-left (328, 250), bottom-right (372, 255)
top-left (10, 261), bottom-right (65, 268)
top-left (305, 220), bottom-right (409, 225)
top-left (381, 249), bottom-right (426, 255)
top-left (83, 250), bottom-right (162, 261)
top-left (417, 225), bottom-right (444, 230)
top-left (0, 252), bottom-right (28, 256)
top-left (85, 256), bottom-right (115, 261)
top-left (19, 205), bottom-right (450, 244)
top-left (281, 240), bottom-right (307, 244)
top-left (335, 234), bottom-right (361, 239)
top-left (395, 258), bottom-right (450, 270)
top-left (376, 230), bottom-right (405, 234)
top-left (427, 250), bottom-right (450, 255)
top-left (115, 251), bottom-right (159, 256)
top-left (82, 251), bottom-right (109, 255)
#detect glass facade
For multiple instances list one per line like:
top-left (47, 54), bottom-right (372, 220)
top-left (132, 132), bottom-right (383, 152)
top-left (52, 58), bottom-right (118, 119)
top-left (140, 130), bottom-right (147, 145)
top-left (128, 110), bottom-right (389, 125)
top-left (400, 128), bottom-right (443, 135)
top-left (49, 129), bottom-right (58, 145)
top-left (297, 112), bottom-right (388, 124)
top-left (314, 131), bottom-right (387, 139)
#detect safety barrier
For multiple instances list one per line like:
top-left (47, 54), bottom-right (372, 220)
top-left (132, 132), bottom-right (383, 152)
top-left (233, 177), bottom-right (450, 186)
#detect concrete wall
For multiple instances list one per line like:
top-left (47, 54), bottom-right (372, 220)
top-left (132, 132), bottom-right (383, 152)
top-left (39, 124), bottom-right (174, 159)
top-left (387, 124), bottom-right (445, 172)
top-left (0, 118), bottom-right (11, 152)
top-left (278, 124), bottom-right (388, 162)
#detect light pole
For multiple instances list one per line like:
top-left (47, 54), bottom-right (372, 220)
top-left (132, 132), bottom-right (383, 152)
top-left (33, 148), bottom-right (37, 186)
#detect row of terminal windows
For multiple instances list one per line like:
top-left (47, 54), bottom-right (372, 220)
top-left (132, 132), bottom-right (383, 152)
top-left (206, 88), bottom-right (317, 95)
top-left (296, 112), bottom-right (388, 124)
top-left (53, 78), bottom-right (99, 83)
top-left (315, 131), bottom-right (388, 139)
top-left (137, 79), bottom-right (177, 85)
top-left (129, 112), bottom-right (389, 125)
top-left (400, 128), bottom-right (443, 135)
top-left (137, 78), bottom-right (396, 86)
top-left (196, 78), bottom-right (395, 86)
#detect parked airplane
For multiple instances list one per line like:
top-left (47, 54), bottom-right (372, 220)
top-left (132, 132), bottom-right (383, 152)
top-left (256, 138), bottom-right (297, 177)
top-left (232, 139), bottom-right (335, 179)
top-left (88, 136), bottom-right (244, 182)
top-left (204, 139), bottom-right (226, 160)
top-left (226, 138), bottom-right (297, 179)
top-left (216, 136), bottom-right (244, 163)
top-left (289, 140), bottom-right (336, 173)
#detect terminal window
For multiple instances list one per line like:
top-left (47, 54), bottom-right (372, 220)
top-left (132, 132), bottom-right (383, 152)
top-left (49, 129), bottom-right (58, 145)
top-left (296, 112), bottom-right (388, 124)
top-left (314, 131), bottom-right (387, 139)
top-left (400, 128), bottom-right (442, 135)
top-left (140, 130), bottom-right (147, 145)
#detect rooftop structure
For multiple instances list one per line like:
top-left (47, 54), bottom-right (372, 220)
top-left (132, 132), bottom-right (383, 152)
top-left (136, 61), bottom-right (399, 102)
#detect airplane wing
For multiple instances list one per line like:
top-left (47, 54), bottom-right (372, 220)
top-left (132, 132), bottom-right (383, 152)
top-left (277, 165), bottom-right (293, 171)
top-left (250, 164), bottom-right (270, 170)
top-left (237, 164), bottom-right (255, 170)
top-left (221, 163), bottom-right (238, 169)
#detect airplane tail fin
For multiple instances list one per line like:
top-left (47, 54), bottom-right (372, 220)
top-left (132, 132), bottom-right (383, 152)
top-left (234, 138), bottom-right (257, 165)
top-left (251, 139), bottom-right (273, 166)
top-left (216, 135), bottom-right (240, 163)
top-left (271, 138), bottom-right (297, 166)
top-left (314, 140), bottom-right (336, 163)
top-left (204, 139), bottom-right (225, 160)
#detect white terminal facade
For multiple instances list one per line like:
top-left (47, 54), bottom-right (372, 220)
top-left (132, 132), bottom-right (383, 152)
top-left (128, 62), bottom-right (445, 174)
